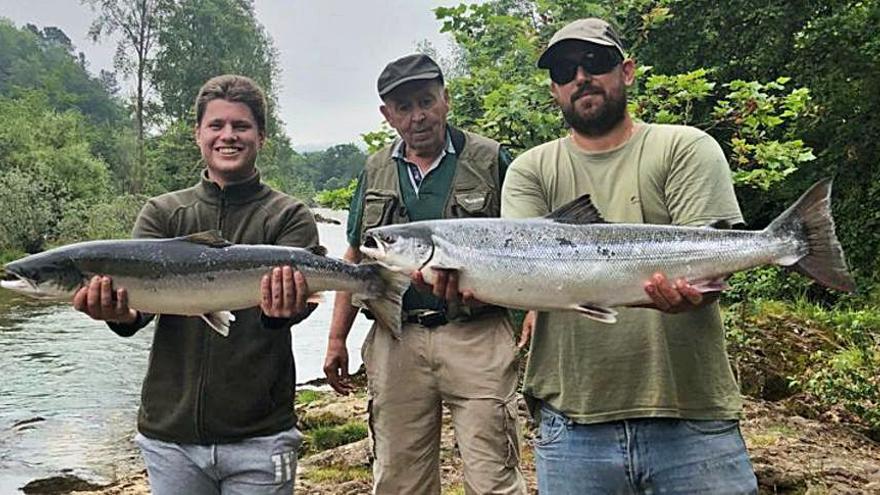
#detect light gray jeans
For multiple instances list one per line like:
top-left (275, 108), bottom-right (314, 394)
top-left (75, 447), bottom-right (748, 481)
top-left (134, 427), bottom-right (302, 495)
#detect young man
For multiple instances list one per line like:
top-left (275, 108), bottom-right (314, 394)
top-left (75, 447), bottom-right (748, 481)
top-left (72, 74), bottom-right (317, 494)
top-left (501, 18), bottom-right (759, 494)
top-left (323, 54), bottom-right (526, 494)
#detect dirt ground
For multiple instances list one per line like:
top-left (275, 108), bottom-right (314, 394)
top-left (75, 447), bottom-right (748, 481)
top-left (40, 392), bottom-right (878, 495)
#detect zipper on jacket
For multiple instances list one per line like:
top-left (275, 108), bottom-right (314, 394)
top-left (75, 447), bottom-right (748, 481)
top-left (194, 190), bottom-right (227, 441)
top-left (194, 328), bottom-right (211, 442)
top-left (218, 193), bottom-right (227, 233)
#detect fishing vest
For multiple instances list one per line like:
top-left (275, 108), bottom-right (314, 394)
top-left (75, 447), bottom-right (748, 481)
top-left (358, 127), bottom-right (501, 242)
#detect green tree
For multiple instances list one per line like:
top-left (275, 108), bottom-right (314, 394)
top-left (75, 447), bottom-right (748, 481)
top-left (152, 0), bottom-right (279, 124)
top-left (0, 19), bottom-right (123, 124)
top-left (0, 93), bottom-right (113, 252)
top-left (83, 0), bottom-right (168, 190)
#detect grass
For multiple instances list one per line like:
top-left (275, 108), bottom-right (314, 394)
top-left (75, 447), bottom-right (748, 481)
top-left (303, 420), bottom-right (368, 453)
top-left (295, 389), bottom-right (327, 406)
top-left (745, 423), bottom-right (797, 448)
top-left (300, 465), bottom-right (371, 483)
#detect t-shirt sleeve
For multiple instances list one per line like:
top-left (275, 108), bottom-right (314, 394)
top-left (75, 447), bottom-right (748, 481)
top-left (664, 134), bottom-right (744, 227)
top-left (501, 152), bottom-right (551, 219)
top-left (346, 170), bottom-right (366, 248)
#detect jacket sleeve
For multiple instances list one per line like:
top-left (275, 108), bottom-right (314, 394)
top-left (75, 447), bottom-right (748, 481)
top-left (262, 198), bottom-right (320, 328)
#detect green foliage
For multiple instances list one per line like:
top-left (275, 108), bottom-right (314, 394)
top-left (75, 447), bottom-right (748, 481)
top-left (361, 123), bottom-right (396, 154)
top-left (724, 300), bottom-right (880, 434)
top-left (300, 465), bottom-right (371, 483)
top-left (295, 389), bottom-right (327, 406)
top-left (315, 179), bottom-right (358, 211)
top-left (0, 169), bottom-right (57, 253)
top-left (144, 119), bottom-right (201, 193)
top-left (0, 93), bottom-right (113, 252)
top-left (152, 0), bottom-right (279, 124)
top-left (54, 194), bottom-right (147, 245)
top-left (305, 421), bottom-right (368, 453)
top-left (0, 19), bottom-right (124, 124)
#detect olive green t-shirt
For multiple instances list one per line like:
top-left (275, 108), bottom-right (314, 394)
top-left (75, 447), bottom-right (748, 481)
top-left (501, 123), bottom-right (745, 424)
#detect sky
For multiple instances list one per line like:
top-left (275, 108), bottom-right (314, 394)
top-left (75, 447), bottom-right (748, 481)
top-left (0, 0), bottom-right (466, 151)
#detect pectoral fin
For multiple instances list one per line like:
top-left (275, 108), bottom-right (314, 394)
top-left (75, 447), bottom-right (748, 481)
top-left (201, 311), bottom-right (235, 337)
top-left (574, 304), bottom-right (618, 324)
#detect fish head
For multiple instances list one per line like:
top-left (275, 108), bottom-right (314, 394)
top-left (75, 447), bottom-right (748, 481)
top-left (1, 252), bottom-right (83, 300)
top-left (361, 224), bottom-right (434, 272)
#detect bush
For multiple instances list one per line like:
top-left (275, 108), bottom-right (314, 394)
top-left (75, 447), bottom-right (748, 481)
top-left (314, 178), bottom-right (358, 211)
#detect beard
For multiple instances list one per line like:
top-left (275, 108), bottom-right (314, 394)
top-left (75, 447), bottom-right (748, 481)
top-left (560, 84), bottom-right (627, 137)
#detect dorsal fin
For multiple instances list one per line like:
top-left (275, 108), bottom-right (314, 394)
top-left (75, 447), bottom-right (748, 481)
top-left (178, 230), bottom-right (232, 248)
top-left (545, 194), bottom-right (607, 224)
top-left (308, 245), bottom-right (328, 256)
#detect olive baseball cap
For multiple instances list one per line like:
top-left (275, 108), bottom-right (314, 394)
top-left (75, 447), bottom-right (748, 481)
top-left (377, 54), bottom-right (444, 97)
top-left (537, 18), bottom-right (626, 69)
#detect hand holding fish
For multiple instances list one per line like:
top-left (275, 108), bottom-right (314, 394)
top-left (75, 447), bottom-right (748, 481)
top-left (260, 266), bottom-right (311, 320)
top-left (72, 276), bottom-right (138, 324)
top-left (411, 268), bottom-right (483, 306)
top-left (642, 272), bottom-right (717, 314)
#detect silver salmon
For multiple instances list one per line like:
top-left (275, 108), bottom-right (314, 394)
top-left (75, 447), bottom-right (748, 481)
top-left (360, 179), bottom-right (855, 323)
top-left (1, 231), bottom-right (409, 335)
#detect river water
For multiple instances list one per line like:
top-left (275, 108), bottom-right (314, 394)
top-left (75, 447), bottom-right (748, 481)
top-left (0, 209), bottom-right (372, 493)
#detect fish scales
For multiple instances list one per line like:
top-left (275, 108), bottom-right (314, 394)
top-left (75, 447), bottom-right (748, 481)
top-left (360, 179), bottom-right (853, 323)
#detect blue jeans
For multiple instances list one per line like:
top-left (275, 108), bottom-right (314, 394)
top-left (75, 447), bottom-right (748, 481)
top-left (135, 427), bottom-right (302, 495)
top-left (534, 406), bottom-right (758, 494)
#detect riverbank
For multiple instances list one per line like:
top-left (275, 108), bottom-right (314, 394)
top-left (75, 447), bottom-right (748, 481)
top-left (45, 386), bottom-right (880, 495)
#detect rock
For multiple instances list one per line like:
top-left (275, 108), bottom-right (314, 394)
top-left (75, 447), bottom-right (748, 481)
top-left (22, 475), bottom-right (106, 494)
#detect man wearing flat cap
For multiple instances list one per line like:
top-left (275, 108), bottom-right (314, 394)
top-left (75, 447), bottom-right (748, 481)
top-left (502, 18), bottom-right (759, 494)
top-left (324, 54), bottom-right (526, 494)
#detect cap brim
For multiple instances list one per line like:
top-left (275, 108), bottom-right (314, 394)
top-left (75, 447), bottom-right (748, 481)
top-left (537, 37), bottom-right (623, 68)
top-left (379, 71), bottom-right (442, 97)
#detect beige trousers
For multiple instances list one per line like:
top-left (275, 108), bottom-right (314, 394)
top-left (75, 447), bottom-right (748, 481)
top-left (362, 314), bottom-right (526, 495)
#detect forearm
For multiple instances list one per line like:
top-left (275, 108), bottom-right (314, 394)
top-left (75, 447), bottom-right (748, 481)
top-left (328, 291), bottom-right (359, 343)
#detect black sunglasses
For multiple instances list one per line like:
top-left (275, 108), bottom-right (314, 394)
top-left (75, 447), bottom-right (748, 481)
top-left (549, 48), bottom-right (623, 85)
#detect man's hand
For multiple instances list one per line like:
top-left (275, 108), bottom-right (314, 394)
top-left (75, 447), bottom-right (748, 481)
top-left (411, 268), bottom-right (482, 306)
top-left (323, 338), bottom-right (356, 395)
top-left (642, 272), bottom-right (712, 313)
top-left (72, 275), bottom-right (138, 324)
top-left (518, 310), bottom-right (536, 350)
top-left (261, 266), bottom-right (310, 319)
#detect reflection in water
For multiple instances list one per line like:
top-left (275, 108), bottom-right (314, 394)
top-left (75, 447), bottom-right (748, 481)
top-left (0, 210), bottom-right (372, 491)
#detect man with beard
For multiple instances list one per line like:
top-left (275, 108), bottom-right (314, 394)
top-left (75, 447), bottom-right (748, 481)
top-left (501, 18), bottom-right (759, 494)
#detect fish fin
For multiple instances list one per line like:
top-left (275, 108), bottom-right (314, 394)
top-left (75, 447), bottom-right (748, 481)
top-left (307, 245), bottom-right (328, 256)
top-left (545, 194), bottom-right (607, 225)
top-left (706, 219), bottom-right (733, 229)
top-left (690, 278), bottom-right (729, 294)
top-left (359, 263), bottom-right (410, 339)
top-left (201, 311), bottom-right (234, 337)
top-left (574, 304), bottom-right (618, 323)
top-left (765, 178), bottom-right (856, 292)
top-left (179, 231), bottom-right (233, 248)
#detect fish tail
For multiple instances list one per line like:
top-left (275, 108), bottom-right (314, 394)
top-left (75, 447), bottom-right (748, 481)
top-left (359, 263), bottom-right (410, 338)
top-left (766, 178), bottom-right (856, 292)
